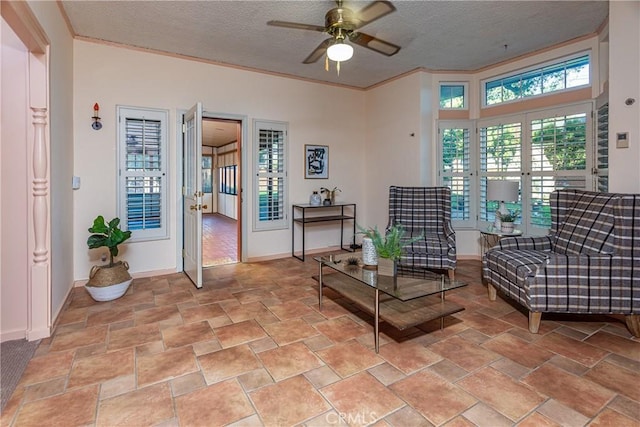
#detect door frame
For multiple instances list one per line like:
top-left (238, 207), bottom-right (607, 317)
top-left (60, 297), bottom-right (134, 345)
top-left (176, 109), bottom-right (248, 272)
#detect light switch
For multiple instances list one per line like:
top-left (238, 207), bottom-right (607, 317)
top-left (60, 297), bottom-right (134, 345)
top-left (616, 132), bottom-right (629, 149)
top-left (72, 176), bottom-right (81, 190)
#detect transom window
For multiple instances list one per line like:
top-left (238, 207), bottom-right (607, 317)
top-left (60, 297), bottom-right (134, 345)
top-left (484, 54), bottom-right (590, 106)
top-left (440, 83), bottom-right (467, 109)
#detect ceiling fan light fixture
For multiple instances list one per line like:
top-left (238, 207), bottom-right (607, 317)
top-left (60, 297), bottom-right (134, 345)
top-left (327, 40), bottom-right (353, 62)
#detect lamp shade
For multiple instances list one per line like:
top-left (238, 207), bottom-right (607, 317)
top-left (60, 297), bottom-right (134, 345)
top-left (327, 41), bottom-right (353, 62)
top-left (487, 180), bottom-right (519, 202)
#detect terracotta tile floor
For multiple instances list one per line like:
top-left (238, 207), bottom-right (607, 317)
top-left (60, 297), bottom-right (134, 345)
top-left (2, 258), bottom-right (640, 426)
top-left (203, 213), bottom-right (238, 267)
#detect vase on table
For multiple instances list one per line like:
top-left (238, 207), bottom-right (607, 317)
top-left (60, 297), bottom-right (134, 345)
top-left (361, 237), bottom-right (378, 266)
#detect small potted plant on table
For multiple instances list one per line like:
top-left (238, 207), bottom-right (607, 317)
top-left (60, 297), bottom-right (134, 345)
top-left (358, 224), bottom-right (423, 277)
top-left (498, 210), bottom-right (519, 233)
top-left (85, 215), bottom-right (132, 301)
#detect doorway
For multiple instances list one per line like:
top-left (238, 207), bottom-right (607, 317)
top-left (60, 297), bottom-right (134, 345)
top-left (202, 118), bottom-right (242, 267)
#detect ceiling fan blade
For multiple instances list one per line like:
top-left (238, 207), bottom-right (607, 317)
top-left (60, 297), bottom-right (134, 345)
top-left (267, 20), bottom-right (326, 33)
top-left (349, 32), bottom-right (400, 56)
top-left (354, 1), bottom-right (396, 28)
top-left (303, 39), bottom-right (333, 64)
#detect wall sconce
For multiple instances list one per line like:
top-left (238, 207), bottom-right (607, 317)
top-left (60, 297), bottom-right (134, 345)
top-left (91, 103), bottom-right (102, 130)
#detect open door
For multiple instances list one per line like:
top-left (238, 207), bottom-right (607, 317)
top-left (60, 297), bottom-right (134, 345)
top-left (183, 103), bottom-right (203, 288)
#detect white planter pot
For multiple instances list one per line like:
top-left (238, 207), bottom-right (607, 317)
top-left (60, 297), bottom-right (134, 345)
top-left (501, 222), bottom-right (515, 233)
top-left (85, 279), bottom-right (133, 302)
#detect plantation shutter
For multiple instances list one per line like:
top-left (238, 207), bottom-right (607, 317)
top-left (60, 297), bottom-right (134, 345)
top-left (118, 107), bottom-right (168, 241)
top-left (438, 122), bottom-right (473, 227)
top-left (254, 120), bottom-right (288, 231)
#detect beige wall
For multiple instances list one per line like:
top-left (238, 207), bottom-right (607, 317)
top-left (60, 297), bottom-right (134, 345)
top-left (72, 40), bottom-right (367, 280)
top-left (608, 1), bottom-right (640, 193)
top-left (1, 17), bottom-right (30, 340)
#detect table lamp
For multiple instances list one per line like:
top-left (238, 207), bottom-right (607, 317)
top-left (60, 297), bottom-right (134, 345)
top-left (487, 180), bottom-right (519, 230)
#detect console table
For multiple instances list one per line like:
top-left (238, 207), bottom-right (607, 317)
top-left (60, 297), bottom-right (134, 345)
top-left (292, 203), bottom-right (356, 261)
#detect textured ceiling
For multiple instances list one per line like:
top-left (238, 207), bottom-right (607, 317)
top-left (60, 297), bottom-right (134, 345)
top-left (61, 1), bottom-right (608, 89)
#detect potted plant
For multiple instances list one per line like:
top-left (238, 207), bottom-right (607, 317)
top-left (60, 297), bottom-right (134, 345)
top-left (85, 215), bottom-right (133, 301)
top-left (358, 224), bottom-right (423, 276)
top-left (320, 186), bottom-right (341, 205)
top-left (498, 210), bottom-right (519, 233)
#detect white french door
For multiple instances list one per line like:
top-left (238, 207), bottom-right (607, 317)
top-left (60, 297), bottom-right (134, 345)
top-left (183, 103), bottom-right (203, 288)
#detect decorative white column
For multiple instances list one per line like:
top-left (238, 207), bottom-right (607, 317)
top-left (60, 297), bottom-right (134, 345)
top-left (28, 107), bottom-right (51, 340)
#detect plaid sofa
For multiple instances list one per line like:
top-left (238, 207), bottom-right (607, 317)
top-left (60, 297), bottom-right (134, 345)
top-left (388, 186), bottom-right (457, 279)
top-left (483, 189), bottom-right (640, 337)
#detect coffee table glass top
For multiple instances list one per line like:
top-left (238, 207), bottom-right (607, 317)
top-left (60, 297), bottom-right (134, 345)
top-left (314, 252), bottom-right (466, 301)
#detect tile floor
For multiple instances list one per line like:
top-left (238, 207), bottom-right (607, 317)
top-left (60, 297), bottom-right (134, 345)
top-left (2, 258), bottom-right (639, 426)
top-left (203, 213), bottom-right (238, 267)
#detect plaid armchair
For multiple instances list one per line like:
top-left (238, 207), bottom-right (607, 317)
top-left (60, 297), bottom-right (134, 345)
top-left (388, 186), bottom-right (457, 279)
top-left (483, 189), bottom-right (640, 337)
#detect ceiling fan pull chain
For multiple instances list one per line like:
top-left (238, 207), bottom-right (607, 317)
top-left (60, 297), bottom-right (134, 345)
top-left (337, 61), bottom-right (341, 76)
top-left (325, 55), bottom-right (329, 72)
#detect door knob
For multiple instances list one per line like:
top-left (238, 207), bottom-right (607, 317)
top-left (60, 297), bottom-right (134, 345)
top-left (202, 205), bottom-right (208, 210)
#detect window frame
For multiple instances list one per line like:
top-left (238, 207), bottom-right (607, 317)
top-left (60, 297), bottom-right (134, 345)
top-left (481, 52), bottom-right (591, 107)
top-left (116, 105), bottom-right (170, 242)
top-left (253, 120), bottom-right (288, 231)
top-left (439, 82), bottom-right (468, 110)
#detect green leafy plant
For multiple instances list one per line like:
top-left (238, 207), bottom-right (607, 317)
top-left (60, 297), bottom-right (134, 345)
top-left (498, 210), bottom-right (520, 222)
top-left (87, 216), bottom-right (132, 267)
top-left (358, 224), bottom-right (423, 261)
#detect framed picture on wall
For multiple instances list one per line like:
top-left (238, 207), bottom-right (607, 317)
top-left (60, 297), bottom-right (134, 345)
top-left (305, 144), bottom-right (328, 179)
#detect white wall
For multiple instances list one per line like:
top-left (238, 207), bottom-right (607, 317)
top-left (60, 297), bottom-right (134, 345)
top-left (608, 1), bottom-right (640, 193)
top-left (28, 0), bottom-right (76, 328)
top-left (1, 17), bottom-right (30, 340)
top-left (362, 72), bottom-right (426, 232)
top-left (73, 40), bottom-right (366, 279)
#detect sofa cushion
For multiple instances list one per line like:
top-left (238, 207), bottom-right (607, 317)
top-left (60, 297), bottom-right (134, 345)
top-left (553, 193), bottom-right (617, 255)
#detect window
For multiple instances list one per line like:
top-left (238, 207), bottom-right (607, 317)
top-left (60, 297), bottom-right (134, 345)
top-left (202, 155), bottom-right (213, 193)
top-left (438, 122), bottom-right (473, 227)
top-left (253, 120), bottom-right (288, 231)
top-left (117, 106), bottom-right (169, 241)
top-left (440, 83), bottom-right (467, 109)
top-left (440, 103), bottom-right (595, 235)
top-left (219, 165), bottom-right (237, 195)
top-left (484, 54), bottom-right (590, 106)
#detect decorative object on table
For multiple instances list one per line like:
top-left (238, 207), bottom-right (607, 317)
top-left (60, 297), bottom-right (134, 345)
top-left (498, 210), bottom-right (519, 233)
top-left (358, 224), bottom-right (423, 277)
top-left (91, 102), bottom-right (102, 130)
top-left (361, 237), bottom-right (378, 266)
top-left (321, 186), bottom-right (341, 205)
top-left (305, 144), bottom-right (328, 179)
top-left (344, 256), bottom-right (360, 272)
top-left (486, 180), bottom-right (519, 231)
top-left (85, 215), bottom-right (132, 301)
top-left (309, 191), bottom-right (322, 206)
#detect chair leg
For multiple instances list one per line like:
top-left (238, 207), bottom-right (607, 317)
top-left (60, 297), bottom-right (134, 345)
top-left (448, 269), bottom-right (455, 281)
top-left (487, 284), bottom-right (497, 301)
top-left (625, 315), bottom-right (640, 337)
top-left (529, 311), bottom-right (542, 333)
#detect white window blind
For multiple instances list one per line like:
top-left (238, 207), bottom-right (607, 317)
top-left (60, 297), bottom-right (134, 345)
top-left (439, 122), bottom-right (473, 227)
top-left (253, 120), bottom-right (288, 231)
top-left (117, 106), bottom-right (169, 241)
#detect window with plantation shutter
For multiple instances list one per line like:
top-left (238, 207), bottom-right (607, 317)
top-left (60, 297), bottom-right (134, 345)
top-left (253, 120), bottom-right (288, 231)
top-left (438, 122), bottom-right (473, 227)
top-left (117, 106), bottom-right (169, 241)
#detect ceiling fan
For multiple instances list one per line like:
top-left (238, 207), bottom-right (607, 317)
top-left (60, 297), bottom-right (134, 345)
top-left (267, 0), bottom-right (401, 65)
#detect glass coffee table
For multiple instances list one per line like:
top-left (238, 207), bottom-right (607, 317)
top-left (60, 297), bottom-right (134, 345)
top-left (315, 253), bottom-right (467, 352)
